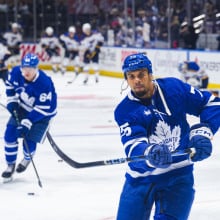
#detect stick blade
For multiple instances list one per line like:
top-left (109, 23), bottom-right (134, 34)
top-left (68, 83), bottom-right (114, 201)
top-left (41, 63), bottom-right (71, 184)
top-left (2, 176), bottom-right (13, 184)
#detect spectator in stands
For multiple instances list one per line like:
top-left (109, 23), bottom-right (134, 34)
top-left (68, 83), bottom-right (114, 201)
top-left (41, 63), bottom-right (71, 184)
top-left (217, 34), bottom-right (220, 50)
top-left (135, 26), bottom-right (145, 48)
top-left (170, 15), bottom-right (180, 48)
top-left (179, 24), bottom-right (198, 49)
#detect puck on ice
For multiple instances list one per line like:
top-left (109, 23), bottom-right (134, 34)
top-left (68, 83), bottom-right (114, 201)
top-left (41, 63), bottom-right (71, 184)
top-left (58, 159), bottom-right (63, 162)
top-left (27, 192), bottom-right (35, 195)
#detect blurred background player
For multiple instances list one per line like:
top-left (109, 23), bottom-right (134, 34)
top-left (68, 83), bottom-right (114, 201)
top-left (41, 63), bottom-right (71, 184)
top-left (178, 61), bottom-right (209, 89)
top-left (40, 26), bottom-right (61, 73)
top-left (80, 23), bottom-right (104, 84)
top-left (0, 43), bottom-right (11, 84)
top-left (1, 22), bottom-right (22, 68)
top-left (59, 26), bottom-right (81, 75)
top-left (1, 53), bottom-right (57, 181)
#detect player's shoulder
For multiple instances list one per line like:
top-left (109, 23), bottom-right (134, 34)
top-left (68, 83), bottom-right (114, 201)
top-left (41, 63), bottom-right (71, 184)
top-left (38, 69), bottom-right (53, 81)
top-left (34, 70), bottom-right (54, 88)
top-left (155, 77), bottom-right (191, 98)
top-left (156, 77), bottom-right (182, 84)
top-left (11, 65), bottom-right (21, 71)
top-left (114, 93), bottom-right (143, 121)
top-left (156, 77), bottom-right (187, 90)
top-left (10, 65), bottom-right (22, 76)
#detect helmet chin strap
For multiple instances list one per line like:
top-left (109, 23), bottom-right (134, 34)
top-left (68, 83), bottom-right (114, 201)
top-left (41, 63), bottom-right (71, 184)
top-left (120, 79), bottom-right (128, 95)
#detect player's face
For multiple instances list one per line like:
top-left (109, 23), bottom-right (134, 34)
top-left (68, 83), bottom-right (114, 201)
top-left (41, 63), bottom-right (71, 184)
top-left (21, 67), bottom-right (37, 82)
top-left (83, 29), bottom-right (91, 36)
top-left (126, 69), bottom-right (154, 99)
top-left (69, 32), bottom-right (75, 38)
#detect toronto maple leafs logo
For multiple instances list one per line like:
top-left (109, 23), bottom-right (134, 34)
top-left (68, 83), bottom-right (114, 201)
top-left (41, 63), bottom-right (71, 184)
top-left (20, 91), bottom-right (35, 107)
top-left (149, 120), bottom-right (181, 151)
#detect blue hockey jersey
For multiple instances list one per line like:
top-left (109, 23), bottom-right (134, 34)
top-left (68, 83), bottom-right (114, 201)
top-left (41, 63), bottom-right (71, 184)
top-left (114, 77), bottom-right (220, 183)
top-left (6, 66), bottom-right (57, 123)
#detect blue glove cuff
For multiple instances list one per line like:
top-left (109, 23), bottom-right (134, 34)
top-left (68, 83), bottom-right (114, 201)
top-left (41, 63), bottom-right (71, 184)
top-left (21, 119), bottom-right (32, 129)
top-left (190, 123), bottom-right (213, 140)
top-left (145, 144), bottom-right (156, 168)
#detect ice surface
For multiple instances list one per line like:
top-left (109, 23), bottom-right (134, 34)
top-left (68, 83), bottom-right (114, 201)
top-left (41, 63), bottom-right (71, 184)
top-left (0, 72), bottom-right (219, 220)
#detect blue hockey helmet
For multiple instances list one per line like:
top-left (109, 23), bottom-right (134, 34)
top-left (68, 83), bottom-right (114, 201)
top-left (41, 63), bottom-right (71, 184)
top-left (187, 61), bottom-right (200, 71)
top-left (122, 53), bottom-right (152, 78)
top-left (178, 62), bottom-right (187, 72)
top-left (21, 53), bottom-right (39, 68)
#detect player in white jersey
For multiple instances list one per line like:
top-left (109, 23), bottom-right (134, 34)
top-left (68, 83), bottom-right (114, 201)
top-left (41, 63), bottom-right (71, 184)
top-left (0, 43), bottom-right (11, 84)
top-left (178, 61), bottom-right (209, 89)
top-left (80, 23), bottom-right (104, 84)
top-left (40, 26), bottom-right (61, 73)
top-left (59, 26), bottom-right (81, 75)
top-left (2, 23), bottom-right (22, 67)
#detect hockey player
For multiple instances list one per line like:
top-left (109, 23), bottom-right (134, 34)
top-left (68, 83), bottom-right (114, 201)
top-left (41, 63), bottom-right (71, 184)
top-left (2, 22), bottom-right (22, 67)
top-left (114, 53), bottom-right (220, 220)
top-left (80, 23), bottom-right (104, 84)
top-left (59, 26), bottom-right (81, 75)
top-left (2, 53), bottom-right (57, 181)
top-left (40, 26), bottom-right (61, 73)
top-left (178, 61), bottom-right (209, 89)
top-left (0, 43), bottom-right (11, 84)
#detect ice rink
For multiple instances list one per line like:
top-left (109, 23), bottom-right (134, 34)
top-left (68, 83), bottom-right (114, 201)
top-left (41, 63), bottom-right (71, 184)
top-left (0, 71), bottom-right (219, 220)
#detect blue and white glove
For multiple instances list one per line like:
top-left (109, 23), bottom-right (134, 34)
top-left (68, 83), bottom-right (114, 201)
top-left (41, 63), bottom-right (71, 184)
top-left (146, 144), bottom-right (172, 168)
top-left (188, 123), bottom-right (213, 162)
top-left (16, 119), bottom-right (32, 138)
top-left (7, 102), bottom-right (19, 115)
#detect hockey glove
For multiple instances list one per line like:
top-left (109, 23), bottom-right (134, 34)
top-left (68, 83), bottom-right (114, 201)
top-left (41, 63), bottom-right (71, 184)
top-left (7, 102), bottom-right (19, 115)
top-left (16, 119), bottom-right (32, 138)
top-left (146, 144), bottom-right (172, 168)
top-left (188, 123), bottom-right (213, 162)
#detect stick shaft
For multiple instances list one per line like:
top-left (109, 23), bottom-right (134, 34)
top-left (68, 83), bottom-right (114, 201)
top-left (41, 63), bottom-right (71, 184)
top-left (47, 132), bottom-right (190, 169)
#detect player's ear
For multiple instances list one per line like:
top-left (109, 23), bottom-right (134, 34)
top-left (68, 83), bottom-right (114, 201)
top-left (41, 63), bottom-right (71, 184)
top-left (149, 73), bottom-right (153, 81)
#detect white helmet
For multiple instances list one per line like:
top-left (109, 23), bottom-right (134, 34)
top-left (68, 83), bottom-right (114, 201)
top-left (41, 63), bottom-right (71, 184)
top-left (68, 26), bottom-right (76, 33)
top-left (82, 23), bottom-right (91, 34)
top-left (12, 22), bottom-right (19, 29)
top-left (45, 26), bottom-right (54, 35)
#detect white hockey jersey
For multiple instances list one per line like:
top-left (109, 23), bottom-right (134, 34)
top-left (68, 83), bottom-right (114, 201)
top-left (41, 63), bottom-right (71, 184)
top-left (81, 31), bottom-right (104, 52)
top-left (59, 34), bottom-right (79, 51)
top-left (40, 35), bottom-right (60, 49)
top-left (3, 31), bottom-right (22, 47)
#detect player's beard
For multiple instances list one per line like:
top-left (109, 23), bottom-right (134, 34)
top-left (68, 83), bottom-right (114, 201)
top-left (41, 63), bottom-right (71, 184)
top-left (133, 84), bottom-right (153, 99)
top-left (133, 90), bottom-right (148, 99)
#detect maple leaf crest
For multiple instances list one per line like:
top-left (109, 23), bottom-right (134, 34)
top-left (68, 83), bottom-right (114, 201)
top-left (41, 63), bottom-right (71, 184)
top-left (148, 120), bottom-right (181, 151)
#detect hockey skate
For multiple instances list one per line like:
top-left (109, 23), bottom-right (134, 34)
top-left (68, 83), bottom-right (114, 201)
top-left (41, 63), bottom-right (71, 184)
top-left (83, 78), bottom-right (88, 85)
top-left (2, 164), bottom-right (16, 183)
top-left (16, 158), bottom-right (31, 173)
top-left (95, 73), bottom-right (99, 83)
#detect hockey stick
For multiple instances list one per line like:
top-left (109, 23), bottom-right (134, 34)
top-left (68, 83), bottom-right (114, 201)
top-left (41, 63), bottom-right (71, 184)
top-left (46, 131), bottom-right (192, 169)
top-left (0, 102), bottom-right (42, 187)
top-left (13, 110), bottom-right (43, 188)
top-left (66, 71), bottom-right (79, 85)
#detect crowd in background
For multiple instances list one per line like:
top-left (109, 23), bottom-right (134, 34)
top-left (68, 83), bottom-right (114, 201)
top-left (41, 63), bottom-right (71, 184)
top-left (0, 0), bottom-right (219, 50)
